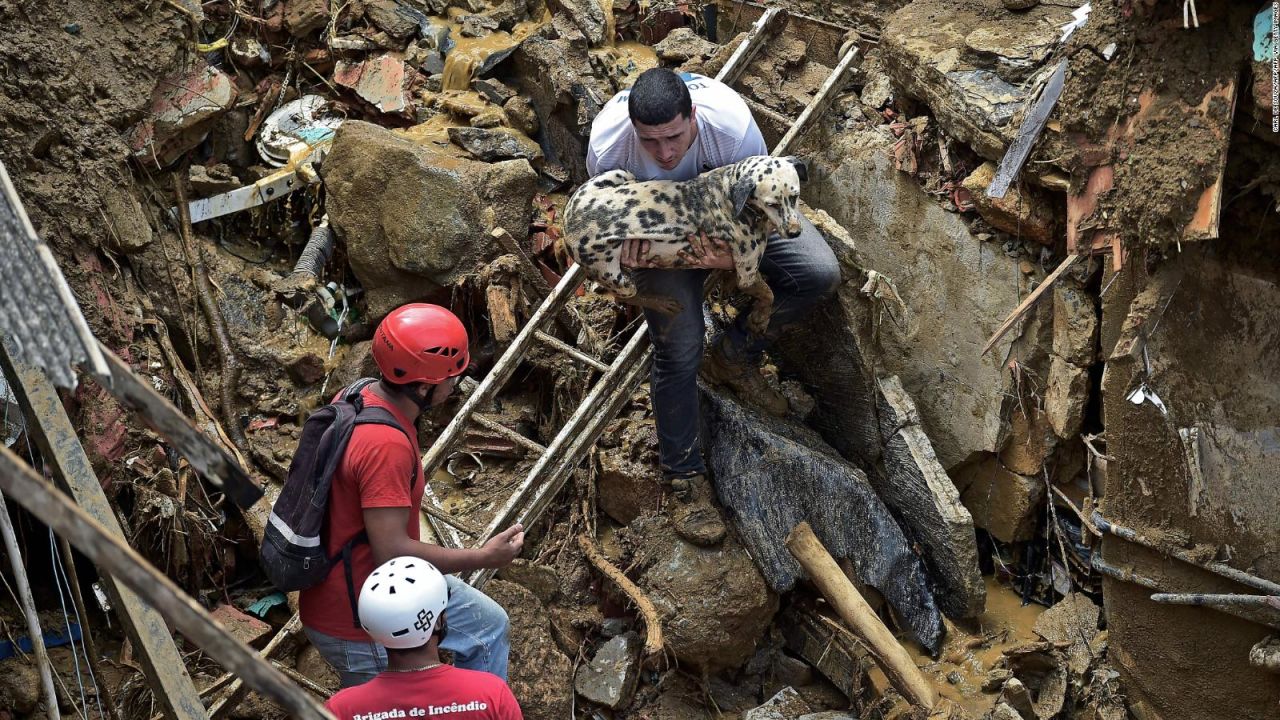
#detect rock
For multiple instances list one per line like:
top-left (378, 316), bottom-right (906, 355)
top-left (469, 108), bottom-right (507, 128)
top-left (1000, 676), bottom-right (1036, 719)
top-left (990, 702), bottom-right (1024, 720)
top-left (212, 603), bottom-right (272, 646)
top-left (984, 667), bottom-right (1013, 692)
top-left (631, 514), bottom-right (780, 672)
top-left (503, 96), bottom-right (540, 137)
top-left (0, 659), bottom-right (39, 714)
top-left (955, 456), bottom-right (1044, 543)
top-left (574, 633), bottom-right (641, 709)
top-left (702, 387), bottom-right (945, 653)
top-left (875, 375), bottom-right (986, 619)
top-left (189, 166), bottom-right (239, 200)
top-left (321, 121), bottom-right (537, 317)
top-left (334, 54), bottom-right (411, 114)
top-left (860, 72), bottom-right (893, 109)
top-left (406, 44), bottom-right (446, 75)
top-left (99, 185), bottom-right (153, 253)
top-left (770, 653), bottom-right (814, 688)
top-left (798, 714), bottom-right (858, 720)
top-left (448, 126), bottom-right (543, 164)
top-left (285, 0), bottom-right (329, 35)
top-left (795, 128), bottom-right (1052, 472)
top-left (880, 0), bottom-right (1073, 160)
top-left (1034, 592), bottom-right (1100, 676)
top-left (473, 78), bottom-right (517, 105)
top-left (495, 559), bottom-right (560, 605)
top-left (1053, 283), bottom-right (1098, 367)
top-left (364, 0), bottom-right (418, 38)
top-left (654, 27), bottom-right (717, 64)
top-left (294, 644), bottom-right (340, 692)
top-left (1002, 0), bottom-right (1039, 9)
top-left (546, 0), bottom-right (611, 46)
top-left (596, 417), bottom-right (664, 525)
top-left (999, 407), bottom-right (1055, 476)
top-left (230, 36), bottom-right (271, 67)
top-left (461, 14), bottom-right (500, 37)
top-left (484, 580), bottom-right (573, 720)
top-left (744, 687), bottom-right (811, 720)
top-left (1045, 354), bottom-right (1088, 439)
top-left (1249, 636), bottom-right (1280, 674)
top-left (960, 162), bottom-right (1057, 245)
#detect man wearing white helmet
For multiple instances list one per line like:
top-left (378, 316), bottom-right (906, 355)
top-left (326, 557), bottom-right (523, 720)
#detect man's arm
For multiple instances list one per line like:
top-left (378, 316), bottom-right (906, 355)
top-left (364, 506), bottom-right (524, 574)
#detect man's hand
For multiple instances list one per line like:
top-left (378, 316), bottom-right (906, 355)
top-left (621, 239), bottom-right (656, 268)
top-left (680, 231), bottom-right (734, 270)
top-left (480, 523), bottom-right (525, 568)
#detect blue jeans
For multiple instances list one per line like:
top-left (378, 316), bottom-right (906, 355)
top-left (633, 214), bottom-right (840, 478)
top-left (303, 574), bottom-right (511, 688)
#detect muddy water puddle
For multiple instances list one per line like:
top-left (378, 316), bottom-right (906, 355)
top-left (874, 577), bottom-right (1047, 715)
top-left (430, 10), bottom-right (549, 92)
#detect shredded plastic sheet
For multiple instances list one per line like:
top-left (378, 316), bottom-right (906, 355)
top-left (702, 385), bottom-right (945, 653)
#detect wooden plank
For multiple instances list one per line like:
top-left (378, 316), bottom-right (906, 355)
top-left (715, 7), bottom-right (788, 86)
top-left (0, 341), bottom-right (210, 720)
top-left (90, 342), bottom-right (263, 509)
top-left (786, 522), bottom-right (937, 710)
top-left (1181, 79), bottom-right (1236, 241)
top-left (0, 444), bottom-right (332, 720)
top-left (779, 605), bottom-right (875, 701)
top-left (980, 254), bottom-right (1082, 356)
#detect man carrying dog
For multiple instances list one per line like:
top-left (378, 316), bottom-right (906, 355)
top-left (586, 67), bottom-right (841, 545)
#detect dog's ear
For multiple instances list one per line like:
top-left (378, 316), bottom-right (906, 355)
top-left (731, 176), bottom-right (755, 217)
top-left (785, 156), bottom-right (808, 182)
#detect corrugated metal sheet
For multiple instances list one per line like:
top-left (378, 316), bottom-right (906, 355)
top-left (0, 160), bottom-right (108, 389)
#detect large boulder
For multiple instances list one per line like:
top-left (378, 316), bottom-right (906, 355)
top-left (627, 515), bottom-right (779, 673)
top-left (796, 128), bottom-right (1052, 472)
top-left (484, 580), bottom-right (574, 720)
top-left (321, 120), bottom-right (538, 317)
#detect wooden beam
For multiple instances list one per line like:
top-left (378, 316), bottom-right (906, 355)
top-left (90, 342), bottom-right (263, 509)
top-left (204, 613), bottom-right (304, 720)
top-left (0, 341), bottom-right (210, 720)
top-left (980, 254), bottom-right (1082, 356)
top-left (715, 7), bottom-right (787, 86)
top-left (0, 445), bottom-right (332, 720)
top-left (786, 522), bottom-right (937, 711)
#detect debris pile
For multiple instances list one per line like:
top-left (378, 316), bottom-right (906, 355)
top-left (0, 0), bottom-right (1278, 719)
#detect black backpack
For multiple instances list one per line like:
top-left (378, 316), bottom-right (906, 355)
top-left (260, 378), bottom-right (415, 625)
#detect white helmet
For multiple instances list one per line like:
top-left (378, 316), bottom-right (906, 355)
top-left (358, 557), bottom-right (449, 650)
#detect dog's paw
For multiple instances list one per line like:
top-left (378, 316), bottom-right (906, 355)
top-left (747, 309), bottom-right (772, 335)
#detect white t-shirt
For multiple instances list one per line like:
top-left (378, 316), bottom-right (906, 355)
top-left (586, 73), bottom-right (767, 181)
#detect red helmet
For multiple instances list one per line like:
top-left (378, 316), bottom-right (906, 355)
top-left (372, 304), bottom-right (470, 385)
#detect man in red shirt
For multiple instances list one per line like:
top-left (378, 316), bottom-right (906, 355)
top-left (326, 557), bottom-right (522, 720)
top-left (301, 304), bottom-right (525, 687)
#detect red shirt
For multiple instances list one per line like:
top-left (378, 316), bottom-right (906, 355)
top-left (299, 385), bottom-right (424, 640)
top-left (325, 665), bottom-right (523, 720)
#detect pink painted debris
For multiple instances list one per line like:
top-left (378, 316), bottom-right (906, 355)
top-left (334, 53), bottom-right (410, 114)
top-left (125, 60), bottom-right (238, 168)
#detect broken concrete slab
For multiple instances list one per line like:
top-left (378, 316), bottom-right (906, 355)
top-left (334, 53), bottom-right (411, 114)
top-left (744, 687), bottom-right (811, 720)
top-left (125, 60), bottom-right (238, 168)
top-left (880, 0), bottom-right (1074, 161)
top-left (365, 0), bottom-right (420, 39)
top-left (448, 126), bottom-right (543, 164)
top-left (955, 456), bottom-right (1043, 543)
top-left (799, 128), bottom-right (1052, 472)
top-left (961, 161), bottom-right (1057, 245)
top-left (211, 603), bottom-right (272, 646)
top-left (574, 633), bottom-right (640, 709)
top-left (321, 121), bottom-right (537, 317)
top-left (285, 0), bottom-right (329, 35)
top-left (1045, 354), bottom-right (1088, 440)
top-left (595, 417), bottom-right (664, 525)
top-left (654, 27), bottom-right (718, 66)
top-left (1053, 283), bottom-right (1098, 367)
top-left (703, 385), bottom-right (945, 653)
top-left (875, 375), bottom-right (985, 619)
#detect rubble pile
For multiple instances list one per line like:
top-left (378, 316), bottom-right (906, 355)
top-left (0, 0), bottom-right (1278, 719)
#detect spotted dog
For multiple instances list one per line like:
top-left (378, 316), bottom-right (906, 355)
top-left (563, 155), bottom-right (807, 333)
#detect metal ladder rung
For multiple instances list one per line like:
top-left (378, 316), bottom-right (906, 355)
top-left (470, 413), bottom-right (546, 455)
top-left (534, 330), bottom-right (610, 372)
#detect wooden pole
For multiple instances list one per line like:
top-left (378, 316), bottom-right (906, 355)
top-left (785, 522), bottom-right (937, 710)
top-left (981, 254), bottom-right (1082, 356)
top-left (0, 446), bottom-right (333, 720)
top-left (0, 490), bottom-right (61, 720)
